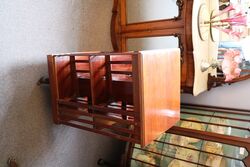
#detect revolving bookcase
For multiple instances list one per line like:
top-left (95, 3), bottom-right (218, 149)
top-left (47, 50), bottom-right (180, 146)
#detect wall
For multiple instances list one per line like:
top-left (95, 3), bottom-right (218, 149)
top-left (127, 0), bottom-right (178, 23)
top-left (126, 0), bottom-right (179, 51)
top-left (0, 1), bottom-right (123, 167)
top-left (181, 80), bottom-right (250, 110)
top-left (127, 36), bottom-right (178, 51)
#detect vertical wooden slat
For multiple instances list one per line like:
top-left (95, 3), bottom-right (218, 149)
top-left (132, 52), bottom-right (142, 144)
top-left (121, 37), bottom-right (127, 52)
top-left (89, 55), bottom-right (107, 105)
top-left (120, 0), bottom-right (126, 26)
top-left (121, 101), bottom-right (127, 120)
top-left (47, 55), bottom-right (60, 124)
top-left (111, 0), bottom-right (120, 51)
top-left (120, 0), bottom-right (127, 52)
top-left (105, 55), bottom-right (112, 98)
top-left (70, 56), bottom-right (79, 97)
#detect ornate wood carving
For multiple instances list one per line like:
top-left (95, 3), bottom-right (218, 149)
top-left (175, 0), bottom-right (184, 20)
top-left (173, 33), bottom-right (184, 63)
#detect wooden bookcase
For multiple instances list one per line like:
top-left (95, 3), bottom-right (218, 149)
top-left (47, 51), bottom-right (180, 146)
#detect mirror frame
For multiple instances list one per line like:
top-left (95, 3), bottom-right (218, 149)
top-left (111, 0), bottom-right (185, 52)
top-left (111, 0), bottom-right (195, 93)
top-left (125, 0), bottom-right (183, 24)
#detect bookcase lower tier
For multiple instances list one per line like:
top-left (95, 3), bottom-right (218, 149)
top-left (125, 104), bottom-right (250, 167)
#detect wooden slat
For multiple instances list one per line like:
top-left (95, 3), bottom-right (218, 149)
top-left (74, 60), bottom-right (89, 63)
top-left (182, 104), bottom-right (250, 116)
top-left (59, 107), bottom-right (92, 117)
top-left (180, 118), bottom-right (249, 131)
top-left (169, 126), bottom-right (250, 146)
top-left (123, 19), bottom-right (184, 33)
top-left (108, 103), bottom-right (134, 109)
top-left (60, 121), bottom-right (140, 143)
top-left (169, 127), bottom-right (250, 167)
top-left (110, 0), bottom-right (120, 51)
top-left (60, 114), bottom-right (138, 136)
top-left (121, 28), bottom-right (184, 39)
top-left (76, 70), bottom-right (90, 73)
top-left (89, 55), bottom-right (107, 105)
top-left (182, 103), bottom-right (250, 114)
top-left (58, 99), bottom-right (89, 108)
top-left (93, 113), bottom-right (137, 126)
top-left (51, 52), bottom-right (138, 57)
top-left (94, 122), bottom-right (138, 136)
top-left (47, 55), bottom-right (60, 124)
top-left (105, 55), bottom-right (112, 98)
top-left (181, 111), bottom-right (250, 122)
top-left (60, 106), bottom-right (137, 126)
top-left (90, 105), bottom-right (138, 117)
top-left (111, 71), bottom-right (132, 75)
top-left (70, 56), bottom-right (79, 97)
top-left (120, 0), bottom-right (126, 26)
top-left (154, 140), bottom-right (242, 161)
top-left (110, 61), bottom-right (132, 64)
top-left (60, 114), bottom-right (93, 125)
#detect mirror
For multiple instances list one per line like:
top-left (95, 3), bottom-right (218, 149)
top-left (127, 36), bottom-right (179, 51)
top-left (126, 0), bottom-right (178, 24)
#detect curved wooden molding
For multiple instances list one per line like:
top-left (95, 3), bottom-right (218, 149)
top-left (172, 33), bottom-right (184, 63)
top-left (111, 0), bottom-right (121, 51)
top-left (175, 0), bottom-right (184, 20)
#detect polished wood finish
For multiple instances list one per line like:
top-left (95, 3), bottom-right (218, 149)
top-left (111, 0), bottom-right (194, 93)
top-left (47, 51), bottom-right (180, 146)
top-left (89, 55), bottom-right (107, 105)
top-left (47, 55), bottom-right (73, 123)
top-left (135, 50), bottom-right (180, 146)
